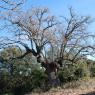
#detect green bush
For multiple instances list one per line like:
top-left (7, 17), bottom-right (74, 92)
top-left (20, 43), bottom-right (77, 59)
top-left (90, 64), bottom-right (95, 77)
top-left (74, 68), bottom-right (85, 78)
top-left (0, 60), bottom-right (48, 95)
top-left (10, 69), bottom-right (47, 95)
top-left (58, 66), bottom-right (76, 83)
top-left (74, 62), bottom-right (90, 78)
top-left (58, 62), bottom-right (90, 84)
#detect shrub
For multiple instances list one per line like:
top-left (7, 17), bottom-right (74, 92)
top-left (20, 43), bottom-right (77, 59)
top-left (74, 62), bottom-right (90, 78)
top-left (0, 61), bottom-right (47, 95)
top-left (90, 64), bottom-right (95, 77)
top-left (58, 62), bottom-right (90, 84)
top-left (10, 69), bottom-right (47, 95)
top-left (58, 66), bottom-right (76, 83)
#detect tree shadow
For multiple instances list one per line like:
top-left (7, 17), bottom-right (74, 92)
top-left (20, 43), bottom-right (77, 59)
top-left (80, 91), bottom-right (95, 95)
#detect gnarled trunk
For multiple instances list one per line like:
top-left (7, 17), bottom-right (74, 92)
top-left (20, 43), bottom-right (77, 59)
top-left (41, 61), bottom-right (60, 87)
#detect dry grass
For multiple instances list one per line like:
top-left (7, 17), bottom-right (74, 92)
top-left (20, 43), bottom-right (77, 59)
top-left (26, 78), bottom-right (95, 95)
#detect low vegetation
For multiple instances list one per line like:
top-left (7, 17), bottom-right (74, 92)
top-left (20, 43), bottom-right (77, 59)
top-left (0, 47), bottom-right (95, 95)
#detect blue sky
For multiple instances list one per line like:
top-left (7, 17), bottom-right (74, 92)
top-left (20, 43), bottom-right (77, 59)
top-left (25, 0), bottom-right (95, 17)
top-left (24, 0), bottom-right (95, 32)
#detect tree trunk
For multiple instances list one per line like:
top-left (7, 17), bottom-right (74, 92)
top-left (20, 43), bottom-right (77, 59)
top-left (36, 54), bottom-right (61, 87)
top-left (41, 62), bottom-right (60, 87)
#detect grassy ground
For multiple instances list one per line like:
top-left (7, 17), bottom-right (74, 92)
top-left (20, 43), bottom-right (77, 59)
top-left (26, 78), bottom-right (95, 95)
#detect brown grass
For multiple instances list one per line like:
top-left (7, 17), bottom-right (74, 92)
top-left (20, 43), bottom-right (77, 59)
top-left (26, 78), bottom-right (95, 95)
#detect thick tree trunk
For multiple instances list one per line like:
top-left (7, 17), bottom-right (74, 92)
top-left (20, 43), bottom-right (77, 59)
top-left (47, 71), bottom-right (60, 87)
top-left (41, 62), bottom-right (60, 87)
top-left (36, 54), bottom-right (61, 87)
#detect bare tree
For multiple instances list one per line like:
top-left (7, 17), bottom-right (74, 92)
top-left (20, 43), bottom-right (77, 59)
top-left (0, 0), bottom-right (25, 10)
top-left (0, 7), bottom-right (95, 86)
top-left (0, 0), bottom-right (26, 49)
top-left (54, 8), bottom-right (95, 64)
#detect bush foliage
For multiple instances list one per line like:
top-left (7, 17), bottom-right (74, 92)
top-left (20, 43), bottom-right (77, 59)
top-left (0, 48), bottom-right (95, 95)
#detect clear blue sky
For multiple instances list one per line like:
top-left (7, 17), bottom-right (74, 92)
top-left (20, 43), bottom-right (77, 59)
top-left (25, 0), bottom-right (95, 16)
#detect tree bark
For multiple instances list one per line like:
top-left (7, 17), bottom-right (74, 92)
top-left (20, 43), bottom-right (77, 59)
top-left (41, 61), bottom-right (60, 87)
